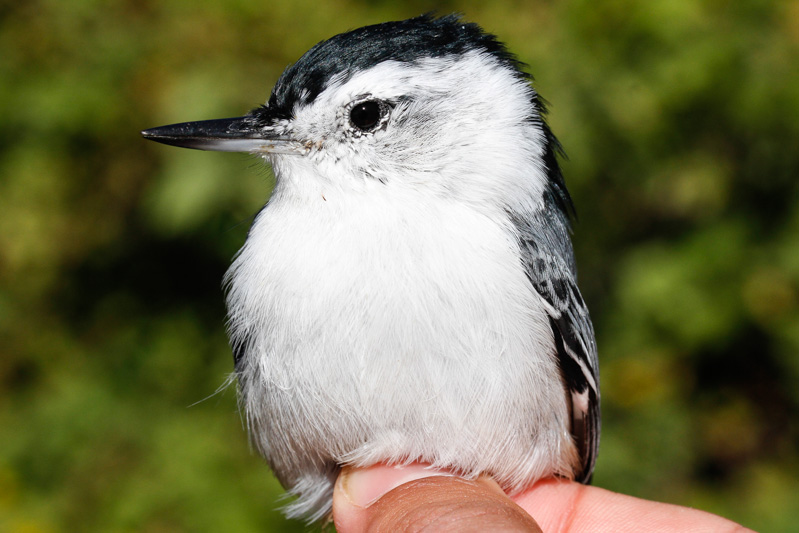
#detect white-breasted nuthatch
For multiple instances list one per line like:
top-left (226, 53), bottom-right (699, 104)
top-left (142, 14), bottom-right (599, 522)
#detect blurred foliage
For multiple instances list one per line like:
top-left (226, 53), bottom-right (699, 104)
top-left (1, 0), bottom-right (798, 531)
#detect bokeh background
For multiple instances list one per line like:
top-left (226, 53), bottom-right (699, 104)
top-left (2, 0), bottom-right (798, 531)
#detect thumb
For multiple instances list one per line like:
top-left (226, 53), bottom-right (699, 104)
top-left (332, 464), bottom-right (542, 533)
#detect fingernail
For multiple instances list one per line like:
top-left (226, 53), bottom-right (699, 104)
top-left (475, 474), bottom-right (509, 496)
top-left (338, 464), bottom-right (454, 508)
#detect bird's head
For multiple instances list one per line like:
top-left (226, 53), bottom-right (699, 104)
top-left (142, 15), bottom-right (573, 217)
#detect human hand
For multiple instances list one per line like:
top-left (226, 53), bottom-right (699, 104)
top-left (332, 464), bottom-right (754, 532)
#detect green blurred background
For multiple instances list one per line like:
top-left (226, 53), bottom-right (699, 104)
top-left (2, 0), bottom-right (798, 531)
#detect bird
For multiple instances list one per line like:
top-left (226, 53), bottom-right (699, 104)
top-left (141, 14), bottom-right (599, 523)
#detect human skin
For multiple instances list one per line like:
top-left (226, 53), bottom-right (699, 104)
top-left (332, 464), bottom-right (755, 533)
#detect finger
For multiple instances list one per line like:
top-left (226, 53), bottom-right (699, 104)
top-left (333, 464), bottom-right (542, 533)
top-left (512, 479), bottom-right (755, 533)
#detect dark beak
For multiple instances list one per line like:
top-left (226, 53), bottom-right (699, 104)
top-left (141, 116), bottom-right (307, 155)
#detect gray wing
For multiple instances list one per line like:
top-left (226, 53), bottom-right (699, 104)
top-left (515, 217), bottom-right (600, 483)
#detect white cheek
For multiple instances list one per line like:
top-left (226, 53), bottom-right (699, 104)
top-left (281, 50), bottom-right (549, 211)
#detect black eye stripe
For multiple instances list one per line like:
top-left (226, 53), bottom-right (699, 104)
top-left (349, 100), bottom-right (385, 131)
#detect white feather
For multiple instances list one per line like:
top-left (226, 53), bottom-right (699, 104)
top-left (226, 50), bottom-right (579, 520)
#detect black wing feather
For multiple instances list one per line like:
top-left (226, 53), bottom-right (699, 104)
top-left (514, 214), bottom-right (600, 483)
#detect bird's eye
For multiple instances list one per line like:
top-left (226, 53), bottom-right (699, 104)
top-left (349, 100), bottom-right (384, 132)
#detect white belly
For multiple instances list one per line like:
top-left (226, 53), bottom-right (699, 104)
top-left (225, 187), bottom-right (577, 519)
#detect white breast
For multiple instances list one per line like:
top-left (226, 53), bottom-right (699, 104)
top-left (225, 180), bottom-right (577, 519)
